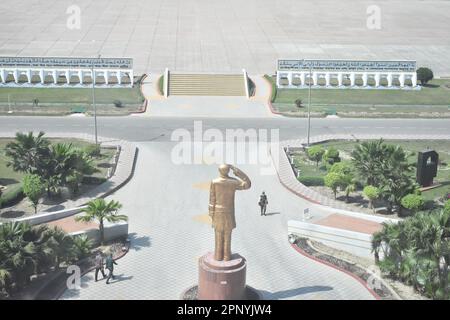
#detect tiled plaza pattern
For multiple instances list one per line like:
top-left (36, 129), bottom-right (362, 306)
top-left (273, 133), bottom-right (450, 212)
top-left (61, 142), bottom-right (375, 300)
top-left (1, 0), bottom-right (450, 76)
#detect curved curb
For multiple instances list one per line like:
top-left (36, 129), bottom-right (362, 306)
top-left (130, 73), bottom-right (148, 114)
top-left (262, 75), bottom-right (282, 115)
top-left (290, 242), bottom-right (381, 300)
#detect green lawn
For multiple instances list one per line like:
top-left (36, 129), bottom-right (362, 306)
top-left (299, 140), bottom-right (450, 202)
top-left (0, 86), bottom-right (145, 115)
top-left (267, 76), bottom-right (450, 117)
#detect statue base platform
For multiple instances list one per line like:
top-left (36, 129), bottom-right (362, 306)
top-left (197, 252), bottom-right (247, 300)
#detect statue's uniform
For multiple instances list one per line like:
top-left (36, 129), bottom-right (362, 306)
top-left (209, 170), bottom-right (251, 261)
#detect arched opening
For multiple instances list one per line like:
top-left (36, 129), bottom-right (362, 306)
top-left (108, 74), bottom-right (119, 85)
top-left (342, 75), bottom-right (351, 87)
top-left (43, 74), bottom-right (55, 84)
top-left (30, 74), bottom-right (41, 84)
top-left (69, 75), bottom-right (80, 84)
top-left (94, 74), bottom-right (105, 85)
top-left (355, 75), bottom-right (364, 86)
top-left (57, 74), bottom-right (68, 84)
top-left (317, 75), bottom-right (326, 86)
top-left (404, 77), bottom-right (413, 86)
top-left (330, 74), bottom-right (339, 86)
top-left (379, 76), bottom-right (388, 87)
top-left (392, 76), bottom-right (400, 87)
top-left (18, 73), bottom-right (28, 83)
top-left (367, 76), bottom-right (376, 87)
top-left (120, 73), bottom-right (132, 85)
top-left (291, 75), bottom-right (301, 86)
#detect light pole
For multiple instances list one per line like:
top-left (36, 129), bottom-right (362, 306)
top-left (91, 54), bottom-right (100, 146)
top-left (307, 61), bottom-right (312, 147)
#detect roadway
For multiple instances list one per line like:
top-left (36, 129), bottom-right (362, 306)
top-left (2, 116), bottom-right (449, 142)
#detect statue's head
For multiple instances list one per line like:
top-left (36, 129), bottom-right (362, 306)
top-left (219, 164), bottom-right (231, 178)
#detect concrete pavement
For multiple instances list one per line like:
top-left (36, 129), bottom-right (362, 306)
top-left (61, 142), bottom-right (375, 300)
top-left (2, 0), bottom-right (450, 76)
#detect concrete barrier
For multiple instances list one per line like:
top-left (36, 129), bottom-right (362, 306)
top-left (288, 220), bottom-right (374, 259)
top-left (70, 221), bottom-right (129, 246)
top-left (13, 206), bottom-right (87, 226)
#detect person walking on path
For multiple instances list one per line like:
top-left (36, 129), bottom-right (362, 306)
top-left (105, 253), bottom-right (118, 284)
top-left (94, 252), bottom-right (106, 282)
top-left (259, 191), bottom-right (268, 216)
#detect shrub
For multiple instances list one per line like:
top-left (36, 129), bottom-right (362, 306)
top-left (443, 199), bottom-right (450, 214)
top-left (307, 146), bottom-right (325, 167)
top-left (0, 184), bottom-right (24, 208)
top-left (113, 100), bottom-right (123, 108)
top-left (363, 185), bottom-right (380, 212)
top-left (295, 99), bottom-right (303, 109)
top-left (298, 176), bottom-right (324, 186)
top-left (324, 172), bottom-right (343, 199)
top-left (323, 147), bottom-right (340, 164)
top-left (329, 161), bottom-right (352, 175)
top-left (401, 194), bottom-right (425, 213)
top-left (416, 67), bottom-right (434, 85)
top-left (158, 75), bottom-right (164, 96)
top-left (83, 144), bottom-right (101, 157)
top-left (23, 174), bottom-right (44, 214)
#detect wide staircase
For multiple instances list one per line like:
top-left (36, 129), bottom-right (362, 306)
top-left (168, 73), bottom-right (247, 96)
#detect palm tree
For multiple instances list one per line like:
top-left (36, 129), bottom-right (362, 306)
top-left (5, 131), bottom-right (50, 174)
top-left (76, 199), bottom-right (127, 245)
top-left (72, 235), bottom-right (93, 260)
top-left (351, 139), bottom-right (385, 186)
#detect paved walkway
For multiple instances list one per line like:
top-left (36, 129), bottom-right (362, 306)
top-left (140, 75), bottom-right (275, 118)
top-left (61, 142), bottom-right (375, 300)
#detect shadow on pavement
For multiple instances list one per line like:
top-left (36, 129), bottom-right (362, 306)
top-left (264, 212), bottom-right (281, 216)
top-left (128, 232), bottom-right (151, 251)
top-left (260, 286), bottom-right (333, 299)
top-left (108, 274), bottom-right (133, 284)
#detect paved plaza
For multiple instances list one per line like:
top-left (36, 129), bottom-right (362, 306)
top-left (61, 142), bottom-right (375, 300)
top-left (1, 0), bottom-right (450, 76)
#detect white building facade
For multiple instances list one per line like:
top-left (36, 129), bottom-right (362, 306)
top-left (276, 59), bottom-right (417, 89)
top-left (0, 57), bottom-right (134, 87)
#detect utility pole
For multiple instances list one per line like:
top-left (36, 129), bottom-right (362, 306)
top-left (307, 61), bottom-right (312, 147)
top-left (92, 54), bottom-right (100, 146)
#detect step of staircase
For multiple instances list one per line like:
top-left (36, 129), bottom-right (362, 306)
top-left (168, 73), bottom-right (247, 96)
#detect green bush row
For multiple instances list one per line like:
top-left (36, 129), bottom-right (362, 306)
top-left (298, 176), bottom-right (324, 186)
top-left (0, 184), bottom-right (24, 207)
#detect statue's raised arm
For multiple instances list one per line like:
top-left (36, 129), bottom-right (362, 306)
top-left (230, 165), bottom-right (251, 190)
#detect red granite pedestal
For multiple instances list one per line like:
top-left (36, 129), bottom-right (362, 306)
top-left (198, 252), bottom-right (247, 300)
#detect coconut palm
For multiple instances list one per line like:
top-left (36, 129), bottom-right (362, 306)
top-left (76, 199), bottom-right (127, 245)
top-left (5, 131), bottom-right (50, 175)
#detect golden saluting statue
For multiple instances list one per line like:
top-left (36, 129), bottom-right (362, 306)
top-left (208, 164), bottom-right (251, 261)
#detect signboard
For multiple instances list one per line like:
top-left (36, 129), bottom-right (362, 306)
top-left (278, 59), bottom-right (416, 72)
top-left (0, 57), bottom-right (133, 69)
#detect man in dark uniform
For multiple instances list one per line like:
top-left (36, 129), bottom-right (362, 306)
top-left (259, 191), bottom-right (268, 216)
top-left (105, 253), bottom-right (118, 284)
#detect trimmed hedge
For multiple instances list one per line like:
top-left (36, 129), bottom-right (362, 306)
top-left (298, 176), bottom-right (324, 186)
top-left (158, 75), bottom-right (164, 96)
top-left (81, 176), bottom-right (107, 185)
top-left (0, 184), bottom-right (24, 207)
top-left (264, 74), bottom-right (277, 102)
